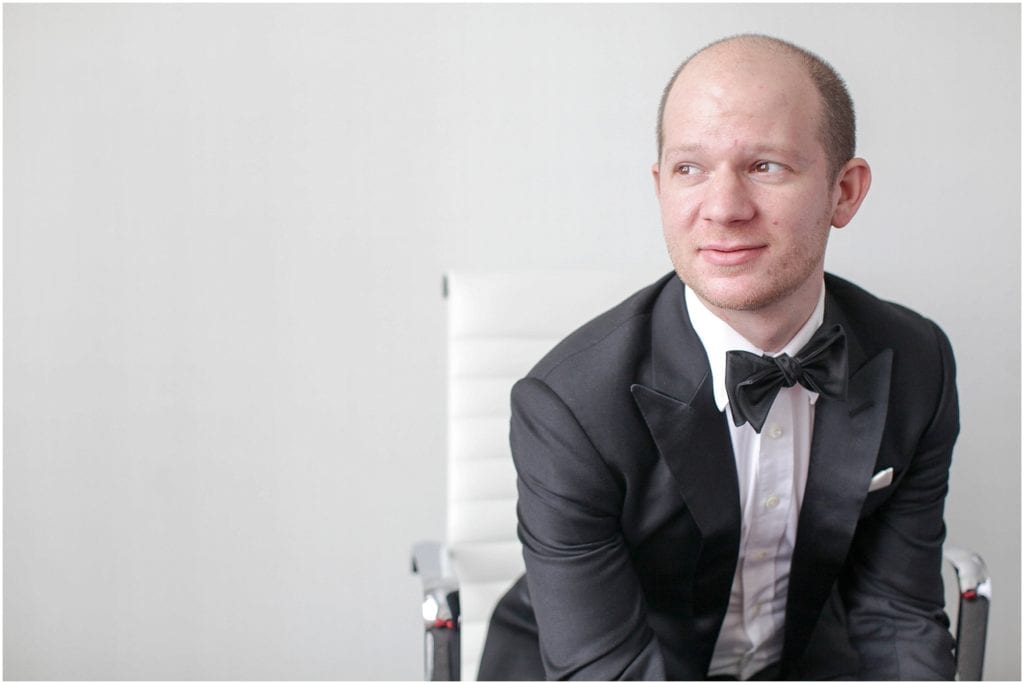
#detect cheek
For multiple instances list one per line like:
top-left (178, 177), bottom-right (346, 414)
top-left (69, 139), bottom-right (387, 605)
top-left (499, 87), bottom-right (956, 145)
top-left (768, 192), bottom-right (831, 233)
top-left (658, 191), bottom-right (698, 226)
top-left (777, 207), bottom-right (834, 261)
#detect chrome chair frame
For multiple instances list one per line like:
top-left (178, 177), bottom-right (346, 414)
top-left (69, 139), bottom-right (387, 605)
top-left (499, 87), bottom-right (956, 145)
top-left (412, 541), bottom-right (461, 681)
top-left (944, 545), bottom-right (991, 680)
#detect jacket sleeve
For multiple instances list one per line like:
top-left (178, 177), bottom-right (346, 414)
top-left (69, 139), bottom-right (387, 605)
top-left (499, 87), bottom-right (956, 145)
top-left (839, 322), bottom-right (959, 680)
top-left (510, 376), bottom-right (667, 680)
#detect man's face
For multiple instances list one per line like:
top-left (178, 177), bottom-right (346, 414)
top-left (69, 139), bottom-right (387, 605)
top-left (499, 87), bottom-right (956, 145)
top-left (653, 46), bottom-right (841, 316)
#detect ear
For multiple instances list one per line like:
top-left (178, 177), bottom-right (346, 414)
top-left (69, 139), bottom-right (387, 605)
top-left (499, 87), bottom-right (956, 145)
top-left (651, 161), bottom-right (662, 197)
top-left (830, 158), bottom-right (872, 228)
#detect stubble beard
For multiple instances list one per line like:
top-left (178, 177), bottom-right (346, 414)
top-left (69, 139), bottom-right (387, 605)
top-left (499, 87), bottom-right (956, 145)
top-left (667, 210), bottom-right (833, 314)
top-left (681, 252), bottom-right (825, 312)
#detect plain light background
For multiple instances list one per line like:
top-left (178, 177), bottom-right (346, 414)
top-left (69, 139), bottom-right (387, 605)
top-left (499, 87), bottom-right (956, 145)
top-left (4, 3), bottom-right (1019, 680)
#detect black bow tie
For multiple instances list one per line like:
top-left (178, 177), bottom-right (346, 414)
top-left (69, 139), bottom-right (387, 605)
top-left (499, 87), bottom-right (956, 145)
top-left (724, 323), bottom-right (848, 433)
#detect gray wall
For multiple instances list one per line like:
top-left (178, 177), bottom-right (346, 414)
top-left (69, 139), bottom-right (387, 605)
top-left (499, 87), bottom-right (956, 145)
top-left (5, 3), bottom-right (1019, 680)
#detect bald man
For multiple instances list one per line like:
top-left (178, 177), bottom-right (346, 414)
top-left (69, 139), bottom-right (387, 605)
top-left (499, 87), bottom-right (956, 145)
top-left (478, 35), bottom-right (958, 680)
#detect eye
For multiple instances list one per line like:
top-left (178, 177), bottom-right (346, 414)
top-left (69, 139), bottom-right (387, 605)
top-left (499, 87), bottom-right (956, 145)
top-left (675, 163), bottom-right (701, 176)
top-left (753, 161), bottom-right (786, 174)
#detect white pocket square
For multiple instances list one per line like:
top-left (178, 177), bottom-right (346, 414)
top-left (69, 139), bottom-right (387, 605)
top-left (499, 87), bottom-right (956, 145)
top-left (868, 467), bottom-right (894, 492)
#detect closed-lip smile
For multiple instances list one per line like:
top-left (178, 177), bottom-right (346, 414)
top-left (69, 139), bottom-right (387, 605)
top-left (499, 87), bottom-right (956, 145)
top-left (699, 243), bottom-right (767, 266)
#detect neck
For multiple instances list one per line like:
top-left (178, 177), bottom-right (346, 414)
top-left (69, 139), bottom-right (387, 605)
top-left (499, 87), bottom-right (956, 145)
top-left (699, 279), bottom-right (824, 353)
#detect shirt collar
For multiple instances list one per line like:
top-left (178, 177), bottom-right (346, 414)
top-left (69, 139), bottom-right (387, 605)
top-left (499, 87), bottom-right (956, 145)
top-left (685, 282), bottom-right (827, 412)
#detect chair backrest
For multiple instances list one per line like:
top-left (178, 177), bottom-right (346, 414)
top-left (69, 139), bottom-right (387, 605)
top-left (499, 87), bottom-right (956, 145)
top-left (445, 270), bottom-right (659, 680)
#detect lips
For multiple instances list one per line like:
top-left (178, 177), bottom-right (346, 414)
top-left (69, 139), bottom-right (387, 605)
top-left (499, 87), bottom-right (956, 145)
top-left (699, 244), bottom-right (767, 267)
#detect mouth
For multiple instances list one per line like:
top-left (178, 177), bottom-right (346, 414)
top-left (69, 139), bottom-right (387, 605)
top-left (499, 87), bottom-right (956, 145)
top-left (698, 244), bottom-right (767, 267)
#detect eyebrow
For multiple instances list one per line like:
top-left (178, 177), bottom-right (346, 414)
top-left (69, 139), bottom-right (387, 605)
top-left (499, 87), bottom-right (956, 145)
top-left (662, 143), bottom-right (810, 164)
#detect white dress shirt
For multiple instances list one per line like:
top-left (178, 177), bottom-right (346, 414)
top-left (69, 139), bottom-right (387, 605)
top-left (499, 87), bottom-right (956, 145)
top-left (684, 283), bottom-right (826, 680)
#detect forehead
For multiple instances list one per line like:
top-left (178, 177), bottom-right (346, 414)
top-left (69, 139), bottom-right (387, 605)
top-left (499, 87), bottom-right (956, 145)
top-left (663, 44), bottom-right (822, 150)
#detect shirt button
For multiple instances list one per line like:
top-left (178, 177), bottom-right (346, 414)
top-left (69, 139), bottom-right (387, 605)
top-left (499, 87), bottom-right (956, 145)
top-left (768, 424), bottom-right (784, 439)
top-left (753, 550), bottom-right (769, 560)
top-left (765, 495), bottom-right (780, 509)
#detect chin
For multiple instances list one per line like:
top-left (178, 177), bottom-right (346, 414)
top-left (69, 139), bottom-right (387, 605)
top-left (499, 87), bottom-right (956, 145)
top-left (688, 278), bottom-right (788, 313)
top-left (702, 292), bottom-right (767, 312)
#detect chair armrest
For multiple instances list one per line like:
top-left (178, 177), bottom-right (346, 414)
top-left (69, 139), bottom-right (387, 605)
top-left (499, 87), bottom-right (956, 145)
top-left (412, 541), bottom-right (461, 680)
top-left (943, 544), bottom-right (990, 681)
top-left (944, 545), bottom-right (991, 600)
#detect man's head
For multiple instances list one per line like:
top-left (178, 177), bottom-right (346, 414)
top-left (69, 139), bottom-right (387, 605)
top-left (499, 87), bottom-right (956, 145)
top-left (651, 35), bottom-right (871, 326)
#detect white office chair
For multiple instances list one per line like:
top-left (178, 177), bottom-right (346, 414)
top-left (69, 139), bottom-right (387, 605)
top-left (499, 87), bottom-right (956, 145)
top-left (412, 270), bottom-right (990, 681)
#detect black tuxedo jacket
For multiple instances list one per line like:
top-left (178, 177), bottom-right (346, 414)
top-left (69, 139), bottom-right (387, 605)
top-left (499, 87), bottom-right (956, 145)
top-left (483, 272), bottom-right (958, 680)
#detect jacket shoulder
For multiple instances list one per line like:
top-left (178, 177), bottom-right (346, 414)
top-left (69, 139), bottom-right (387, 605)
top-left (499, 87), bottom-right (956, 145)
top-left (824, 273), bottom-right (951, 351)
top-left (526, 272), bottom-right (674, 385)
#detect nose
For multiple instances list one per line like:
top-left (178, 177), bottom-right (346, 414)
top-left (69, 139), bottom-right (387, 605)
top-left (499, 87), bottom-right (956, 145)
top-left (699, 171), bottom-right (756, 225)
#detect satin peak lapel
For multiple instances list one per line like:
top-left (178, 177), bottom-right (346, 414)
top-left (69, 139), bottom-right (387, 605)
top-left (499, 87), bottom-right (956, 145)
top-left (629, 278), bottom-right (741, 649)
top-left (629, 277), bottom-right (740, 551)
top-left (781, 344), bottom-right (893, 668)
top-left (630, 382), bottom-right (740, 662)
top-left (630, 383), bottom-right (739, 554)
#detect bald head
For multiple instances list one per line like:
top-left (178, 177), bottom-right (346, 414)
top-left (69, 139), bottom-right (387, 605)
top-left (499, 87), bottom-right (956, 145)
top-left (656, 35), bottom-right (855, 182)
